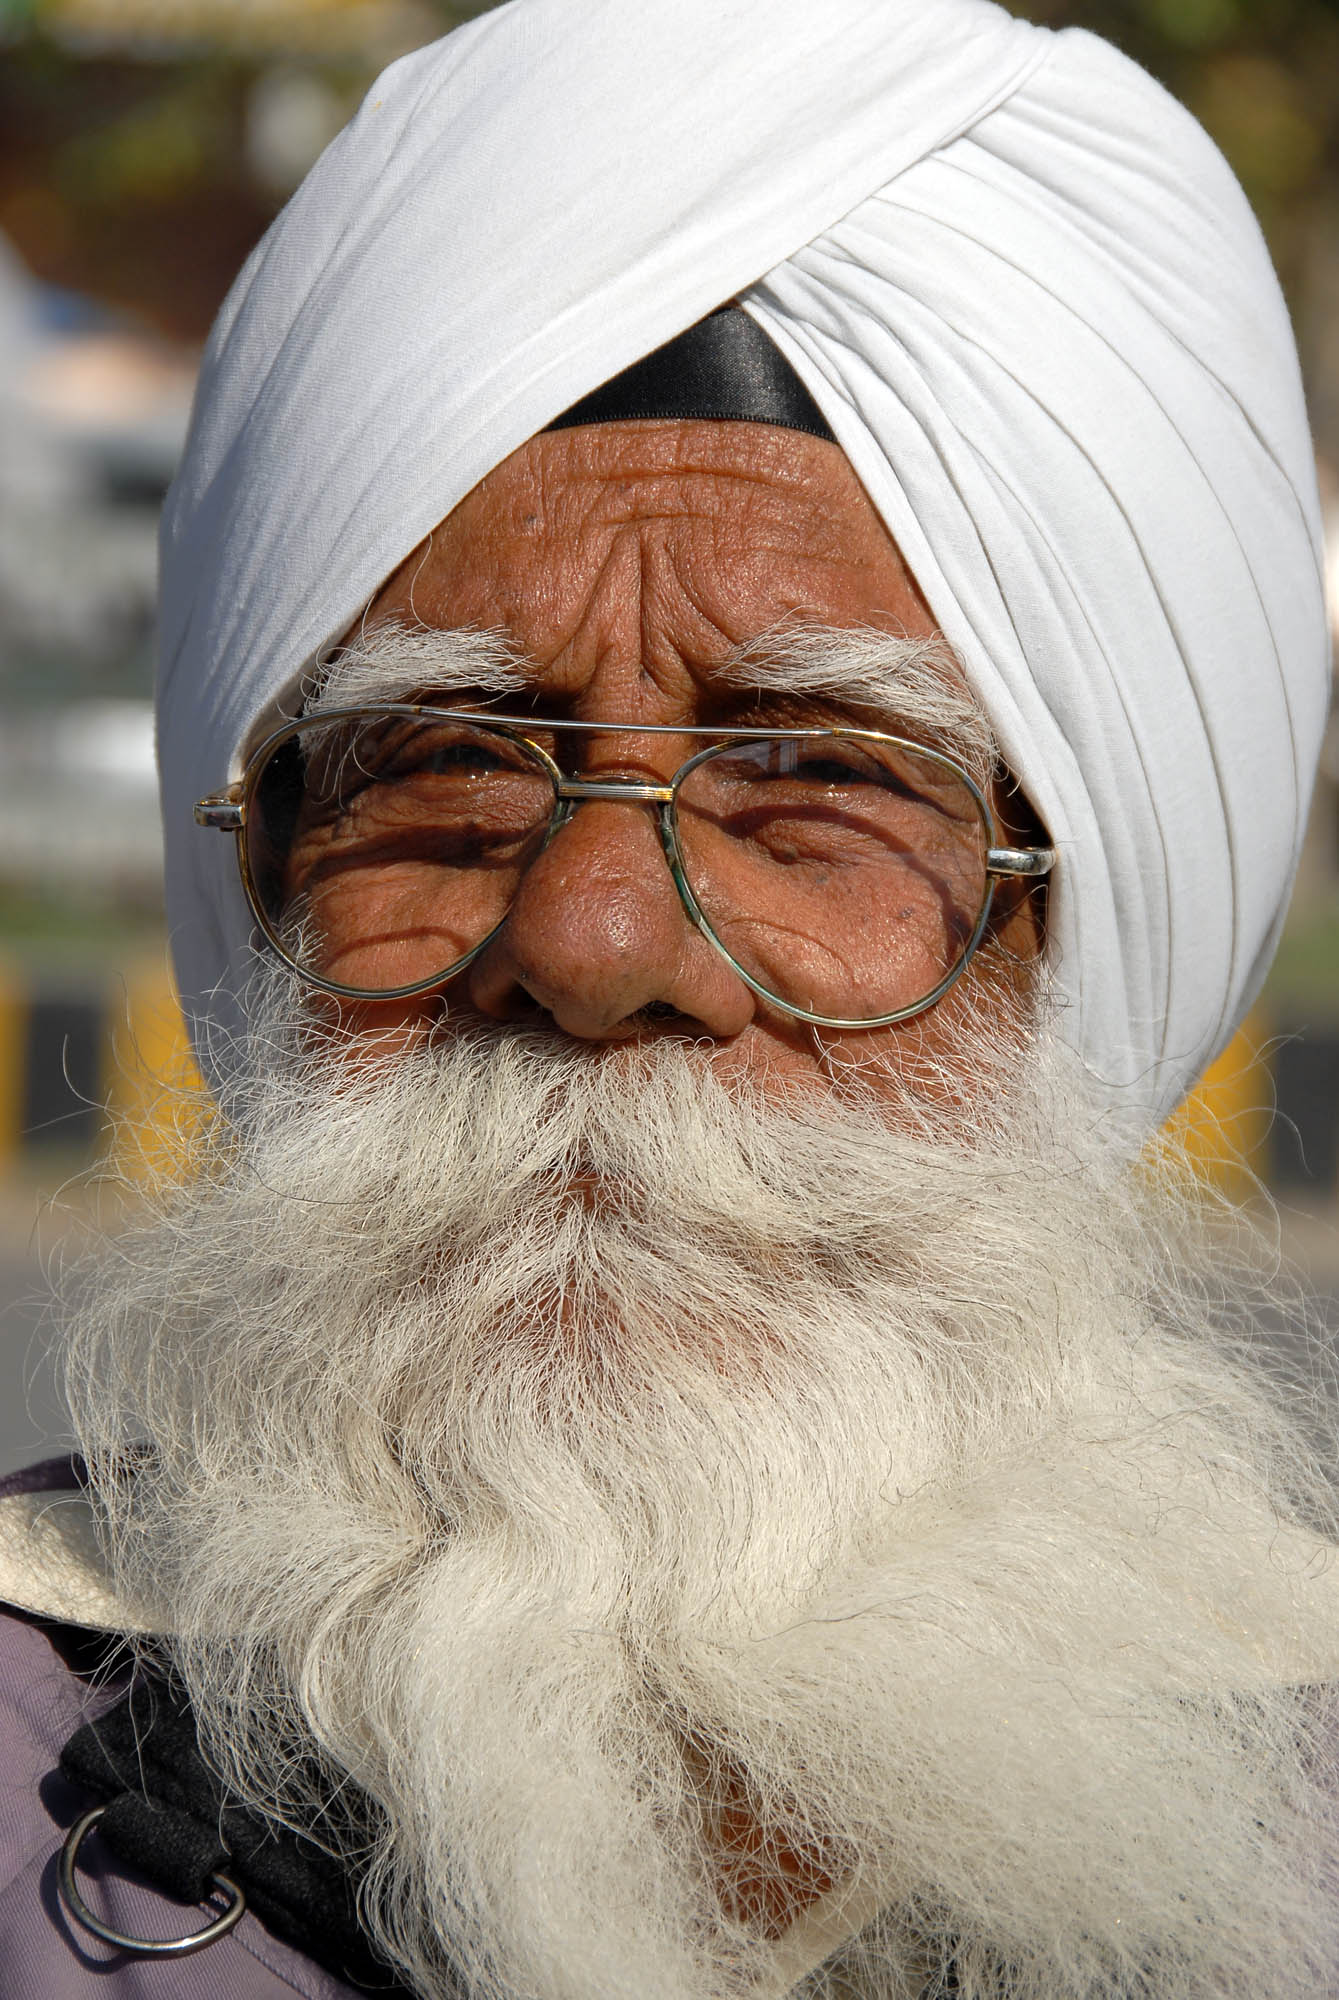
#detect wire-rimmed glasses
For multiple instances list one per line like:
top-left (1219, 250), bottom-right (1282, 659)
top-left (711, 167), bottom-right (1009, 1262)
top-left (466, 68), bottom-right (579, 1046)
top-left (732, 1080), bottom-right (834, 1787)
top-left (194, 705), bottom-right (1055, 1030)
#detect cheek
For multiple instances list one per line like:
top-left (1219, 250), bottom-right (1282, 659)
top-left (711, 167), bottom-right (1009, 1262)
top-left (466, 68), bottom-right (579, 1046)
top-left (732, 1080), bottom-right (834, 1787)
top-left (672, 985), bottom-right (998, 1113)
top-left (802, 945), bottom-right (1038, 1115)
top-left (303, 991), bottom-right (445, 1072)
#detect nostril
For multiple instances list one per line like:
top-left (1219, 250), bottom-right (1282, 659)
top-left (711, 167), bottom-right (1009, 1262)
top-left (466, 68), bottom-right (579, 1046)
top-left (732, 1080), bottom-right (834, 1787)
top-left (615, 1000), bottom-right (704, 1038)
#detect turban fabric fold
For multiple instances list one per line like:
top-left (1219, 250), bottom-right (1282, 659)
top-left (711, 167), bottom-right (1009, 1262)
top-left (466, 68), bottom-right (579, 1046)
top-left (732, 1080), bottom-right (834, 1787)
top-left (158, 0), bottom-right (1329, 1124)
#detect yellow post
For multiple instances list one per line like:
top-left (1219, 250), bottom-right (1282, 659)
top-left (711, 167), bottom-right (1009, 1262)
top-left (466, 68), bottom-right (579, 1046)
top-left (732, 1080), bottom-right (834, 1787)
top-left (100, 956), bottom-right (205, 1186)
top-left (0, 964), bottom-right (26, 1170)
top-left (1164, 1013), bottom-right (1272, 1199)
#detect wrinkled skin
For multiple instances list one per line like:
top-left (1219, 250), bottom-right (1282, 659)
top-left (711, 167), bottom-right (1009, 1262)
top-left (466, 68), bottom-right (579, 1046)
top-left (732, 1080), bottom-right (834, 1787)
top-left (345, 418), bottom-right (1044, 1091)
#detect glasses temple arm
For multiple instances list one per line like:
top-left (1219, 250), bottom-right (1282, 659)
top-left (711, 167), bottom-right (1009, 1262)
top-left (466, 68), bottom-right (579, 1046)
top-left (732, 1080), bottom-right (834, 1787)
top-left (985, 845), bottom-right (1056, 880)
top-left (194, 793), bottom-right (244, 831)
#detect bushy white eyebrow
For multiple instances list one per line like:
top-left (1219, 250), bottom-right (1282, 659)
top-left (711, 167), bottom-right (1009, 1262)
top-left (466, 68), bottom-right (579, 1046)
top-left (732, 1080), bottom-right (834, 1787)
top-left (719, 625), bottom-right (994, 774)
top-left (306, 617), bottom-right (996, 779)
top-left (305, 623), bottom-right (529, 713)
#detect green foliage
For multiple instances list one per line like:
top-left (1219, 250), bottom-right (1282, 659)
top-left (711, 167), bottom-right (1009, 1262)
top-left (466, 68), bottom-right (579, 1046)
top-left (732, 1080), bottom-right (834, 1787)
top-left (58, 80), bottom-right (218, 204)
top-left (1140, 0), bottom-right (1243, 49)
top-left (1264, 912), bottom-right (1339, 1022)
top-left (1193, 52), bottom-right (1322, 195)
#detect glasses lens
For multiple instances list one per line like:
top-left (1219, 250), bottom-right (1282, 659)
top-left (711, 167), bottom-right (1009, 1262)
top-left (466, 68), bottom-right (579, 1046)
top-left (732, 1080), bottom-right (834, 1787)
top-left (245, 711), bottom-right (555, 995)
top-left (674, 735), bottom-right (989, 1024)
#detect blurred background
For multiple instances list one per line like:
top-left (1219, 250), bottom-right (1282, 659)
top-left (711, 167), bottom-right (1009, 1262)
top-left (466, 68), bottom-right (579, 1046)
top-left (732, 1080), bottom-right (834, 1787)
top-left (0, 0), bottom-right (1336, 1472)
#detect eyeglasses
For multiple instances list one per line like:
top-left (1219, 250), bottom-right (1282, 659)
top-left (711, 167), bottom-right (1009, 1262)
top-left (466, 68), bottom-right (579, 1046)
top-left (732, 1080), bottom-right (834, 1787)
top-left (195, 705), bottom-right (1055, 1030)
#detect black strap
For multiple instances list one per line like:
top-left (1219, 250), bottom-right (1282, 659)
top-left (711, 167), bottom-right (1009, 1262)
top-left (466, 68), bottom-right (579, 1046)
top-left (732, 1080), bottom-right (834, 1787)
top-left (51, 1630), bottom-right (976, 1996)
top-left (59, 1671), bottom-right (423, 1994)
top-left (545, 306), bottom-right (837, 440)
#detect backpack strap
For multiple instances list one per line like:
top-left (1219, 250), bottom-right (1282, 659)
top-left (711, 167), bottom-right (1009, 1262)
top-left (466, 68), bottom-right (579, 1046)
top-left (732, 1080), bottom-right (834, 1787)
top-left (57, 1670), bottom-right (425, 1994)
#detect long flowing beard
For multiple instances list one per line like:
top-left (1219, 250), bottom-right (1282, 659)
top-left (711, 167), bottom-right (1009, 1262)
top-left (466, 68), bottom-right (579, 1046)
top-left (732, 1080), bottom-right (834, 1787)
top-left (60, 985), bottom-right (1339, 2000)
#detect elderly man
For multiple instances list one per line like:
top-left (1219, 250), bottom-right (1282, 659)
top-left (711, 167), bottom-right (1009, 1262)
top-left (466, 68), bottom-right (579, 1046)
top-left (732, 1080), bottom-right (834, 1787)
top-left (2, 1), bottom-right (1338, 1995)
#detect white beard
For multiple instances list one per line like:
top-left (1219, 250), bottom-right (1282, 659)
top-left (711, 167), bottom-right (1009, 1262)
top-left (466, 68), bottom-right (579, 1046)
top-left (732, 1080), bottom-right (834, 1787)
top-left (60, 980), bottom-right (1339, 2000)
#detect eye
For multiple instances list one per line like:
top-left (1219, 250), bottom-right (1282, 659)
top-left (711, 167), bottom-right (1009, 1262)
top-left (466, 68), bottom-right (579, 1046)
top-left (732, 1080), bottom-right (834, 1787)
top-left (734, 740), bottom-right (942, 808)
top-left (412, 738), bottom-right (515, 777)
top-left (310, 722), bottom-right (518, 793)
top-left (783, 752), bottom-right (893, 789)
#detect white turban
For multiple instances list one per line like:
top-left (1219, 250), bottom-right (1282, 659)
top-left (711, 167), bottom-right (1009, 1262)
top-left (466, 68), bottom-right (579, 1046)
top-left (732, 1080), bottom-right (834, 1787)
top-left (158, 0), bottom-right (1329, 1126)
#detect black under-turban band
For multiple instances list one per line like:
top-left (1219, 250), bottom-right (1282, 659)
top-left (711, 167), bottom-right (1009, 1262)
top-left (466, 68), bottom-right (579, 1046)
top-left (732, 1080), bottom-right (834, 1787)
top-left (546, 306), bottom-right (836, 441)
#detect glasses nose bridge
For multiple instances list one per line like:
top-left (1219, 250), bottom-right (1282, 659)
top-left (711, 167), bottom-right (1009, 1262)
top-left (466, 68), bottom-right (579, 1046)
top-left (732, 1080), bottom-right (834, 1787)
top-left (554, 774), bottom-right (677, 806)
top-left (545, 774), bottom-right (688, 922)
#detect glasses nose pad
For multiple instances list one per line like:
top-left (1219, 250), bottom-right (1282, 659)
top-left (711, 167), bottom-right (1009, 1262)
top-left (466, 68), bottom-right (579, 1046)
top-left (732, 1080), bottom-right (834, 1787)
top-left (546, 796), bottom-right (578, 841)
top-left (653, 796), bottom-right (696, 907)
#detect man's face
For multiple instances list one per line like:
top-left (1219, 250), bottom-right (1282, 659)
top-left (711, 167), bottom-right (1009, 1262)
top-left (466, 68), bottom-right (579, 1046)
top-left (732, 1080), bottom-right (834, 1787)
top-left (343, 418), bottom-right (1041, 1083)
top-left (63, 418), bottom-right (1337, 2000)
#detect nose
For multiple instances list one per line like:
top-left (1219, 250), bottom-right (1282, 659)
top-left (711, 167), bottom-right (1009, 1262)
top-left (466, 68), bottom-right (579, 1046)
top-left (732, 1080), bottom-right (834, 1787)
top-left (465, 796), bottom-right (754, 1040)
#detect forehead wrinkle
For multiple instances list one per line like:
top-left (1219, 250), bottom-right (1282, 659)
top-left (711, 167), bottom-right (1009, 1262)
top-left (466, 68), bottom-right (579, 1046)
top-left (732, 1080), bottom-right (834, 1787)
top-left (513, 520), bottom-right (750, 721)
top-left (324, 427), bottom-right (948, 733)
top-left (585, 476), bottom-right (867, 584)
top-left (525, 477), bottom-right (864, 647)
top-left (506, 426), bottom-right (867, 574)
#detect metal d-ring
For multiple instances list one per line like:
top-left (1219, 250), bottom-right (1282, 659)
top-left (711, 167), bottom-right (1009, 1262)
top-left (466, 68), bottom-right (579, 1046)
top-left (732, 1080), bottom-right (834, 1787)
top-left (58, 1805), bottom-right (247, 1957)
